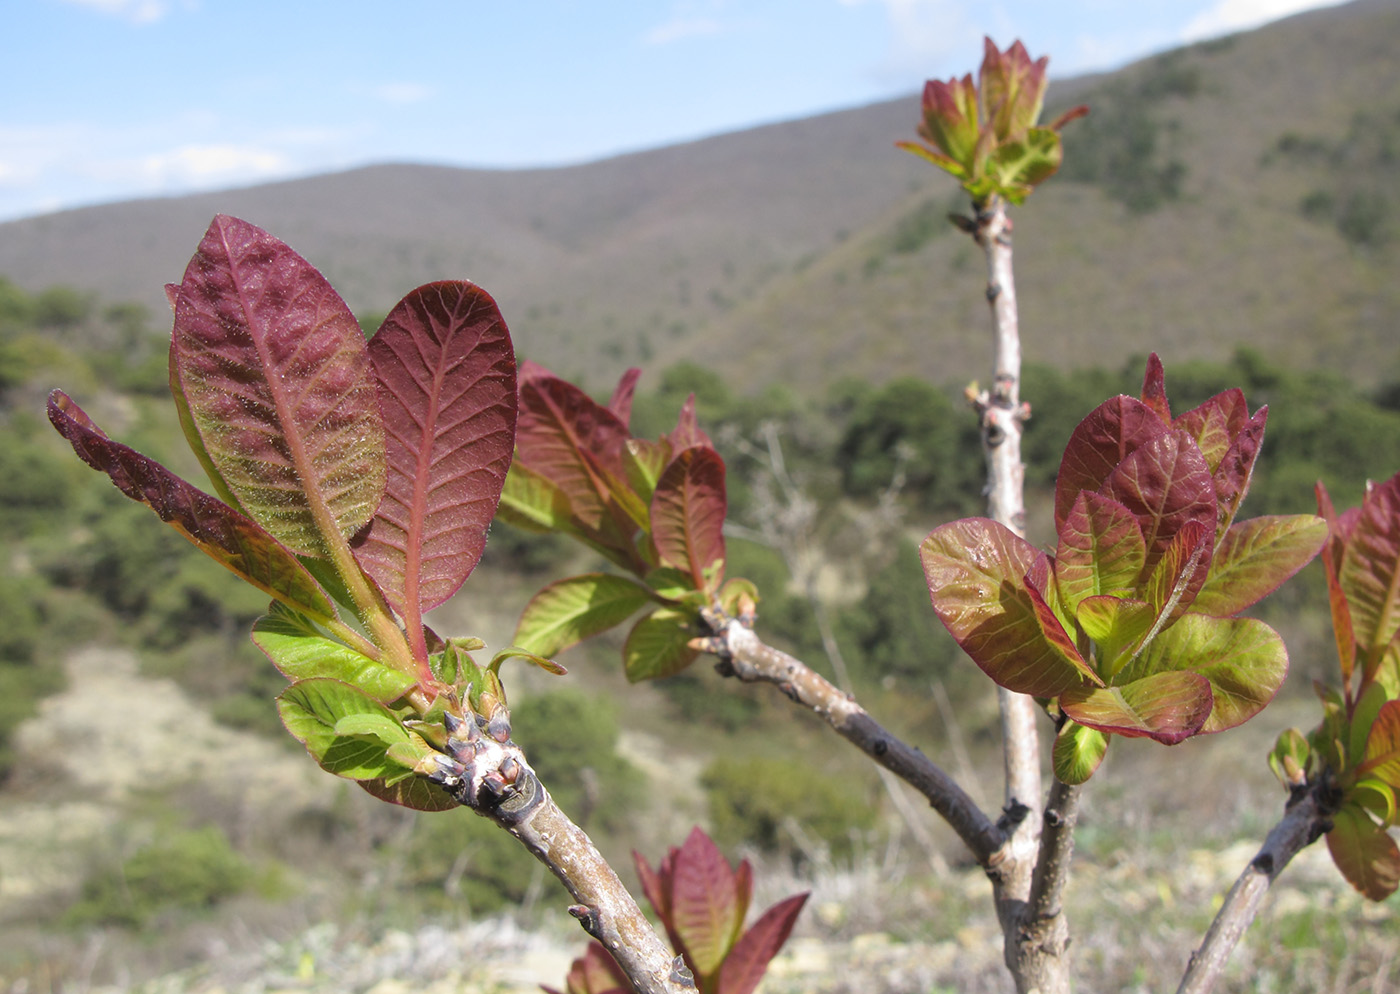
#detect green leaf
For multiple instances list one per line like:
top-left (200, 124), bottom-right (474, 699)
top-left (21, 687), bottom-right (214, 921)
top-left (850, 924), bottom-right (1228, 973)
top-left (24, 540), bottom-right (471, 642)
top-left (1060, 671), bottom-right (1213, 744)
top-left (1193, 515), bottom-right (1328, 617)
top-left (623, 437), bottom-right (672, 507)
top-left (277, 679), bottom-right (417, 781)
top-left (488, 646), bottom-right (569, 676)
top-left (497, 461), bottom-right (578, 533)
top-left (1326, 802), bottom-right (1400, 901)
top-left (623, 607), bottom-right (698, 682)
top-left (922, 518), bottom-right (1092, 698)
top-left (359, 777), bottom-right (458, 812)
top-left (1053, 720), bottom-right (1109, 785)
top-left (1119, 614), bottom-right (1288, 733)
top-left (1269, 728), bottom-right (1311, 788)
top-left (252, 606), bottom-right (416, 704)
top-left (513, 573), bottom-right (656, 658)
top-left (989, 126), bottom-right (1063, 203)
top-left (1077, 595), bottom-right (1154, 678)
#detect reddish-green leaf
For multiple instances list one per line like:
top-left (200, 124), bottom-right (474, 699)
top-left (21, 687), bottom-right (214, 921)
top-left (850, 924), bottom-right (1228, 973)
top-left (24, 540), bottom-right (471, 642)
top-left (623, 607), bottom-right (698, 682)
top-left (921, 518), bottom-right (1091, 698)
top-left (623, 437), bottom-right (673, 507)
top-left (1060, 671), bottom-right (1213, 744)
top-left (1317, 481), bottom-right (1358, 690)
top-left (1054, 395), bottom-right (1169, 531)
top-left (515, 361), bottom-right (645, 556)
top-left (1340, 471), bottom-right (1400, 680)
top-left (1143, 518), bottom-right (1212, 626)
top-left (1099, 429), bottom-right (1216, 580)
top-left (513, 573), bottom-right (655, 658)
top-left (607, 367), bottom-right (643, 428)
top-left (667, 394), bottom-right (714, 453)
top-left (170, 215), bottom-right (386, 556)
top-left (497, 461), bottom-right (577, 533)
top-left (717, 893), bottom-right (809, 994)
top-left (1053, 720), bottom-right (1109, 785)
top-left (1054, 491), bottom-right (1147, 612)
top-left (1172, 389), bottom-right (1248, 474)
top-left (1024, 556), bottom-right (1103, 686)
top-left (633, 850), bottom-right (681, 953)
top-left (1119, 614), bottom-right (1288, 733)
top-left (358, 776), bottom-right (458, 812)
top-left (1327, 802), bottom-right (1400, 901)
top-left (354, 282), bottom-right (516, 625)
top-left (1209, 407), bottom-right (1267, 534)
top-left (651, 447), bottom-right (727, 593)
top-left (48, 390), bottom-right (336, 620)
top-left (1193, 515), bottom-right (1328, 617)
top-left (1359, 700), bottom-right (1400, 788)
top-left (1138, 353), bottom-right (1171, 423)
top-left (553, 942), bottom-right (632, 994)
top-left (669, 827), bottom-right (744, 978)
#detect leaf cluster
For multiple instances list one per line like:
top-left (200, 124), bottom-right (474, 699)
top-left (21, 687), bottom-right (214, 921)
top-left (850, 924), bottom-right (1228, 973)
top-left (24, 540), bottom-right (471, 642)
top-left (923, 355), bottom-right (1327, 782)
top-left (501, 363), bottom-right (754, 682)
top-left (47, 215), bottom-right (536, 812)
top-left (1270, 471), bottom-right (1400, 899)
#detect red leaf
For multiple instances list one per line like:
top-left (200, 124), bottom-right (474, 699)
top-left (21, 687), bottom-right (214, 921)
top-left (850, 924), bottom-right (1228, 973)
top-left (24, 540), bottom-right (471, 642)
top-left (922, 518), bottom-right (1092, 698)
top-left (669, 827), bottom-right (744, 978)
top-left (556, 942), bottom-right (632, 994)
top-left (607, 367), bottom-right (642, 428)
top-left (48, 390), bottom-right (336, 621)
top-left (1060, 670), bottom-right (1213, 744)
top-left (1317, 481), bottom-right (1358, 690)
top-left (651, 447), bottom-right (727, 592)
top-left (1099, 430), bottom-right (1216, 581)
top-left (355, 282), bottom-right (516, 633)
top-left (1139, 353), bottom-right (1171, 423)
top-left (716, 893), bottom-right (809, 994)
top-left (667, 394), bottom-right (714, 452)
top-left (169, 215), bottom-right (386, 556)
top-left (515, 361), bottom-right (645, 561)
top-left (1054, 395), bottom-right (1170, 531)
top-left (1327, 802), bottom-right (1400, 901)
top-left (1209, 406), bottom-right (1267, 534)
top-left (1340, 471), bottom-right (1400, 681)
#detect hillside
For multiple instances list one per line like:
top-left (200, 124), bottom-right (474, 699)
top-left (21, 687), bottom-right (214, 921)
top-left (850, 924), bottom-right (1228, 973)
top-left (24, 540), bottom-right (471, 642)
top-left (1, 0), bottom-right (1398, 393)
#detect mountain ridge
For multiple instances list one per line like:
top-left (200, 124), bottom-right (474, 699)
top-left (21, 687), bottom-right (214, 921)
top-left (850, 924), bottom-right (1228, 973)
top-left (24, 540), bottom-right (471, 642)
top-left (2, 0), bottom-right (1398, 391)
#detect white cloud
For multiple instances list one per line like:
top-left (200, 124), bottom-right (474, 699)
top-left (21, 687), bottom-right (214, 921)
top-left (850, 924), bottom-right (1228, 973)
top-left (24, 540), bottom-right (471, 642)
top-left (59, 0), bottom-right (175, 24)
top-left (838, 0), bottom-right (982, 87)
top-left (132, 144), bottom-right (290, 187)
top-left (1182, 0), bottom-right (1349, 42)
top-left (371, 83), bottom-right (436, 105)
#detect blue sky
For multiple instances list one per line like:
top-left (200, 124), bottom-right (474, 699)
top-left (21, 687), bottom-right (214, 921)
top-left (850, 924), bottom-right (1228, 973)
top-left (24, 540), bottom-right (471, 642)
top-left (1, 0), bottom-right (1349, 222)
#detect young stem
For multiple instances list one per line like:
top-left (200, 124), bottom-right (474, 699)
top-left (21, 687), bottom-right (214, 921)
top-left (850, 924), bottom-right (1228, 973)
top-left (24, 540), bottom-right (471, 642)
top-left (709, 619), bottom-right (1004, 865)
top-left (481, 767), bottom-right (694, 993)
top-left (970, 196), bottom-right (1063, 993)
top-left (1177, 785), bottom-right (1333, 994)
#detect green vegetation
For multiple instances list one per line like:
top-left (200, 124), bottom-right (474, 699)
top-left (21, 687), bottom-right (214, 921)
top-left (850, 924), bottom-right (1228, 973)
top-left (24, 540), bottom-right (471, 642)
top-left (65, 825), bottom-right (256, 928)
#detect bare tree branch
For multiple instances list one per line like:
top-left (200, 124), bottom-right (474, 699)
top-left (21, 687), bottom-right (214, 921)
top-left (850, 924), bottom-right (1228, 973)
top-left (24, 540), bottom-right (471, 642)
top-left (704, 616), bottom-right (1005, 866)
top-left (1177, 785), bottom-right (1334, 994)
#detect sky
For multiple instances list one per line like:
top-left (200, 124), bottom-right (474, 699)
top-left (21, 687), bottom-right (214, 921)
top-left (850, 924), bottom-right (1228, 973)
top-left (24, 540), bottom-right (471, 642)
top-left (0, 0), bottom-right (1352, 223)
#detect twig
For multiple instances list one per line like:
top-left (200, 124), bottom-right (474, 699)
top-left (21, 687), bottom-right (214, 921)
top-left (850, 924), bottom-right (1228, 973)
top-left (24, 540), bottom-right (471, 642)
top-left (1177, 785), bottom-right (1334, 994)
top-left (442, 738), bottom-right (692, 994)
top-left (706, 617), bottom-right (1005, 866)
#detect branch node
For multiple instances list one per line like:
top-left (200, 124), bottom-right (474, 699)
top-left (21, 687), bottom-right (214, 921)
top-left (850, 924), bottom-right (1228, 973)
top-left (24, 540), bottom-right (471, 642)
top-left (568, 903), bottom-right (604, 940)
top-left (998, 799), bottom-right (1031, 834)
top-left (670, 956), bottom-right (696, 988)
